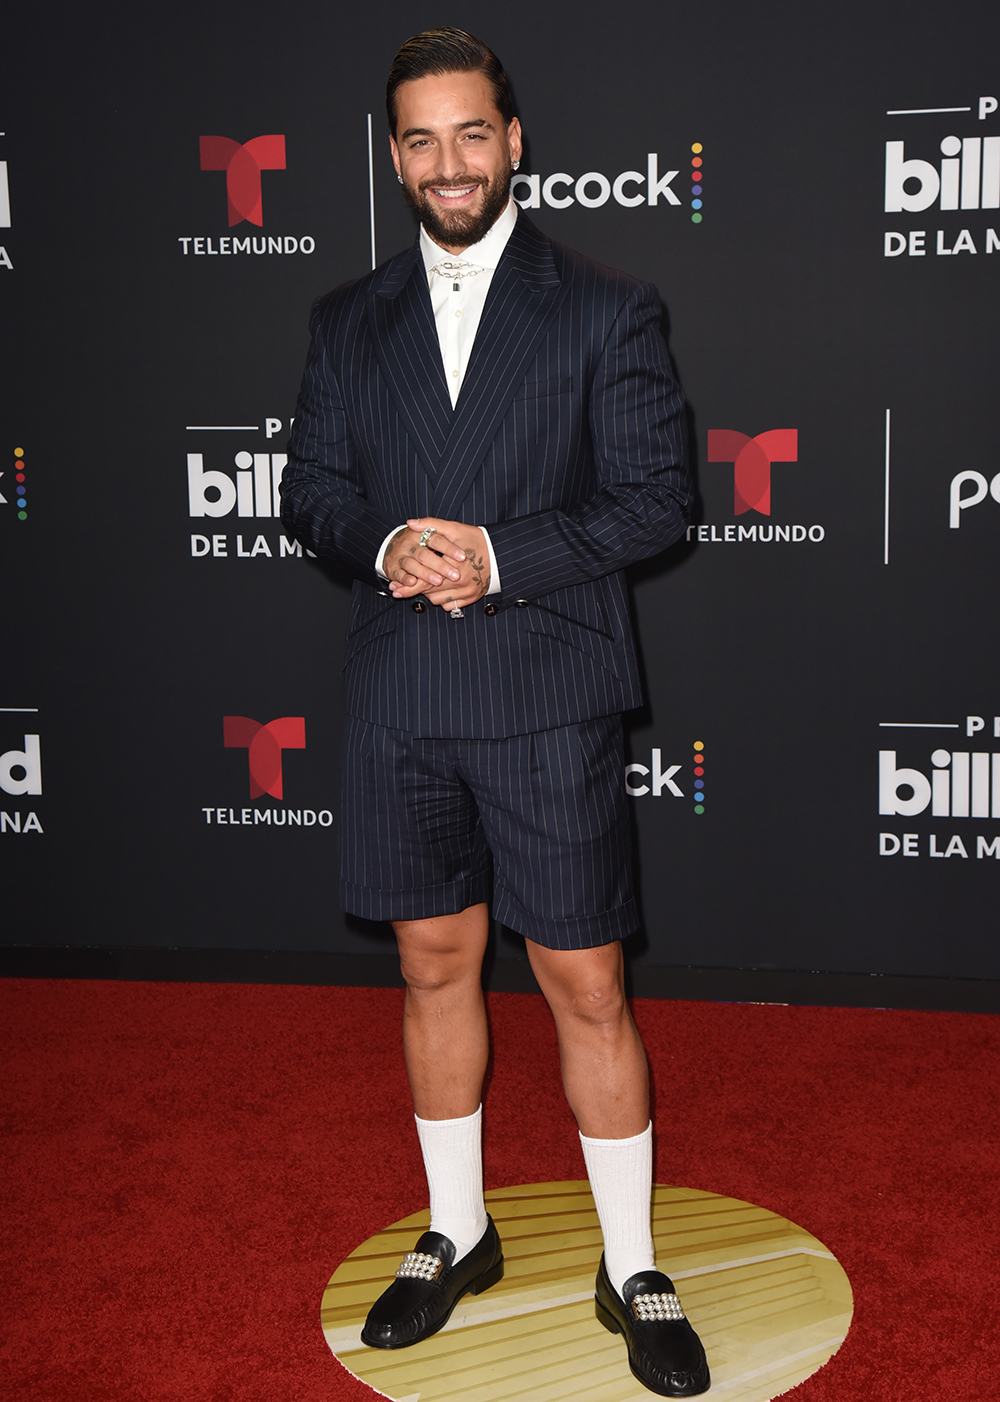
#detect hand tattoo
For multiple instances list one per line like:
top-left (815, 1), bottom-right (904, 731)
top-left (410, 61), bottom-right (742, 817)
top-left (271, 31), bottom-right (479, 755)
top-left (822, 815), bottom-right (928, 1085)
top-left (464, 548), bottom-right (489, 594)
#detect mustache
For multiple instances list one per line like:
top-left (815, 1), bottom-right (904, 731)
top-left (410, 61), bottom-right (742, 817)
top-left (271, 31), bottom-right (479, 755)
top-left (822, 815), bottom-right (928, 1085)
top-left (417, 175), bottom-right (489, 192)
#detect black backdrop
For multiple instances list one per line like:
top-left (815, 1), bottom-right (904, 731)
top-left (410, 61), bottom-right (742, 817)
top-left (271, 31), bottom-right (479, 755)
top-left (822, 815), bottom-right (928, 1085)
top-left (4, 0), bottom-right (999, 981)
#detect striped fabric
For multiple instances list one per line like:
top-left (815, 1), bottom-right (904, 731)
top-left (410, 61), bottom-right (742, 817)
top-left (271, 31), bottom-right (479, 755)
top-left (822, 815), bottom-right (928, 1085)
top-left (280, 212), bottom-right (691, 740)
top-left (339, 715), bottom-right (636, 947)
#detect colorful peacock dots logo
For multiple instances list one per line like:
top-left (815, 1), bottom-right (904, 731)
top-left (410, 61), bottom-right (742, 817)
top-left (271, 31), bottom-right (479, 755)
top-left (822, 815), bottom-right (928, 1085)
top-left (14, 446), bottom-right (26, 520)
top-left (693, 740), bottom-right (705, 813)
top-left (691, 143), bottom-right (704, 224)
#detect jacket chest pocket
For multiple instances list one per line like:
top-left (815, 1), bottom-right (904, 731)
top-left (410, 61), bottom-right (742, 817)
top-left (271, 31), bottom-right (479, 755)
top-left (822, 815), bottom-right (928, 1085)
top-left (516, 374), bottom-right (574, 400)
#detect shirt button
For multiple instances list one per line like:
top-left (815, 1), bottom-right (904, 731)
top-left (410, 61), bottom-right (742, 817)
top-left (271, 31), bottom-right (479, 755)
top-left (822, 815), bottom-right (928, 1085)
top-left (455, 309), bottom-right (463, 317)
top-left (411, 601), bottom-right (426, 614)
top-left (452, 369), bottom-right (459, 377)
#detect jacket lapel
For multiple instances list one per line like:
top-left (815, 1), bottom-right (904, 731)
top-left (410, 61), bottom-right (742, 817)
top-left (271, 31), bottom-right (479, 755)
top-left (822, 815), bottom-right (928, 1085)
top-left (366, 242), bottom-right (452, 482)
top-left (431, 215), bottom-right (569, 520)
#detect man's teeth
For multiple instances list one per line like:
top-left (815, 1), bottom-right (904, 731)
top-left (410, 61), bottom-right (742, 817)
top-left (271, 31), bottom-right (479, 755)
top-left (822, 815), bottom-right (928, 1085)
top-left (434, 187), bottom-right (476, 198)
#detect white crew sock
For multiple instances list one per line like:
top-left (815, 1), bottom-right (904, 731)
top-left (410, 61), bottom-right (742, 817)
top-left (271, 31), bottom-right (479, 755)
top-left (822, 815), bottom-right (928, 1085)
top-left (414, 1104), bottom-right (489, 1264)
top-left (580, 1121), bottom-right (656, 1298)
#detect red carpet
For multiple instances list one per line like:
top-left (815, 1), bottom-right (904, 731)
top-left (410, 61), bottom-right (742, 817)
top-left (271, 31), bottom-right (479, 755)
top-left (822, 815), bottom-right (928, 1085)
top-left (2, 978), bottom-right (999, 1399)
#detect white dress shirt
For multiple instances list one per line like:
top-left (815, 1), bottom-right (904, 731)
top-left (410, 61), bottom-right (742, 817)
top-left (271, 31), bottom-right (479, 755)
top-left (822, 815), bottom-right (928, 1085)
top-left (374, 199), bottom-right (519, 594)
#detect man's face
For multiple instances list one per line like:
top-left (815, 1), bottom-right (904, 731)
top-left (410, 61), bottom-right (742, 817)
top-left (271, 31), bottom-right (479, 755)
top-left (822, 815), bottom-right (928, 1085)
top-left (390, 70), bottom-right (522, 253)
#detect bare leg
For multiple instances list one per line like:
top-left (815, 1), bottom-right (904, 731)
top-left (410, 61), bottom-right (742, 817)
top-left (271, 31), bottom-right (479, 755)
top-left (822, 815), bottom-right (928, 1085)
top-left (393, 902), bottom-right (490, 1120)
top-left (527, 938), bottom-right (655, 1296)
top-left (361, 904), bottom-right (500, 1345)
top-left (526, 938), bottom-right (649, 1137)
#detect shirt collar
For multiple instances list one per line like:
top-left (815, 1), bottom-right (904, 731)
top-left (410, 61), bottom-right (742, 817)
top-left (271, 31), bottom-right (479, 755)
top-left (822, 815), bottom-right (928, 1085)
top-left (420, 197), bottom-right (518, 276)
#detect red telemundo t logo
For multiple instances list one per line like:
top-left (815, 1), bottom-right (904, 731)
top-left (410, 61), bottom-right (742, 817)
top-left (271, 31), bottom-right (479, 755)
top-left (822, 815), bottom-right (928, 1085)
top-left (224, 716), bottom-right (305, 799)
top-left (199, 136), bottom-right (286, 226)
top-left (707, 430), bottom-right (798, 516)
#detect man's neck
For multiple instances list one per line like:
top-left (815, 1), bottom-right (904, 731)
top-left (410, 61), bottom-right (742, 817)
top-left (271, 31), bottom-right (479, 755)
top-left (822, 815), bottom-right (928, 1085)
top-left (426, 238), bottom-right (474, 255)
top-left (423, 226), bottom-right (487, 256)
top-left (420, 199), bottom-right (517, 258)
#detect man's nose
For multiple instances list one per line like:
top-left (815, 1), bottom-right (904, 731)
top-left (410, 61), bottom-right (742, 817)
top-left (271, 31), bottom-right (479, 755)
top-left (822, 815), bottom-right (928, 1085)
top-left (434, 143), bottom-right (469, 181)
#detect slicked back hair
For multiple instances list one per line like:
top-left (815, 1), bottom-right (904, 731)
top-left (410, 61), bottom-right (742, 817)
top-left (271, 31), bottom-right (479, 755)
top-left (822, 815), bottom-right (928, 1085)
top-left (386, 28), bottom-right (514, 133)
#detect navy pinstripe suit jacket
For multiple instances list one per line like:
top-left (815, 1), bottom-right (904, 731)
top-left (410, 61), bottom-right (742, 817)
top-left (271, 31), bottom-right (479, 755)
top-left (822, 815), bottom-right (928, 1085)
top-left (280, 212), bottom-right (691, 739)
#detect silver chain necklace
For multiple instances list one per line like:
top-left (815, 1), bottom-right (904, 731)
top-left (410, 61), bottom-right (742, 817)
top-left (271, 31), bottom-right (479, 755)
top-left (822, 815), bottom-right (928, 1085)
top-left (429, 259), bottom-right (486, 292)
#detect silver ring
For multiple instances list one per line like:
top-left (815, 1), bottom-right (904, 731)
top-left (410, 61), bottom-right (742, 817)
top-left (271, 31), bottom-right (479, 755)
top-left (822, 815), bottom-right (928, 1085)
top-left (418, 527), bottom-right (436, 548)
top-left (450, 607), bottom-right (464, 620)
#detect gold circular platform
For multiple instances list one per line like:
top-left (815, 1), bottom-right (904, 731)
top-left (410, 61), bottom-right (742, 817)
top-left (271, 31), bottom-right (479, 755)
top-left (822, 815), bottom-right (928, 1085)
top-left (322, 1181), bottom-right (853, 1401)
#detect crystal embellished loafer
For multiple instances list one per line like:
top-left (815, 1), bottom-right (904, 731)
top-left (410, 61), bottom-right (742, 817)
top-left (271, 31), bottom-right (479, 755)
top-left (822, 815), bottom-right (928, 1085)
top-left (595, 1253), bottom-right (710, 1396)
top-left (361, 1216), bottom-right (504, 1349)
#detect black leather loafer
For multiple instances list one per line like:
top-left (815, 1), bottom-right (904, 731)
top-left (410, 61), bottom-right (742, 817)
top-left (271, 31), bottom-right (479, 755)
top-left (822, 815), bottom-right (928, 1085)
top-left (595, 1254), bottom-right (710, 1396)
top-left (361, 1216), bottom-right (504, 1349)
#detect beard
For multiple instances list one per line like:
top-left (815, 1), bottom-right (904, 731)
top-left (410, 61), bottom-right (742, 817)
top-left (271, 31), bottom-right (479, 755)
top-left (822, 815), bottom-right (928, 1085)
top-left (403, 160), bottom-right (513, 249)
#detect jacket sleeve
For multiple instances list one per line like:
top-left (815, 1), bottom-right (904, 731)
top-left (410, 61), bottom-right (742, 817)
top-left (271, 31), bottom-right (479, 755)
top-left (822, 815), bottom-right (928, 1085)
top-left (483, 281), bottom-right (691, 602)
top-left (278, 298), bottom-right (398, 587)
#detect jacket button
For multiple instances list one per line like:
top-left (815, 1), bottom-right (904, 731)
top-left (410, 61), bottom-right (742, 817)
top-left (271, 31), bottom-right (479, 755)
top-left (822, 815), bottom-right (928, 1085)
top-left (483, 603), bottom-right (498, 617)
top-left (376, 589), bottom-right (390, 597)
top-left (411, 601), bottom-right (426, 614)
top-left (515, 598), bottom-right (529, 607)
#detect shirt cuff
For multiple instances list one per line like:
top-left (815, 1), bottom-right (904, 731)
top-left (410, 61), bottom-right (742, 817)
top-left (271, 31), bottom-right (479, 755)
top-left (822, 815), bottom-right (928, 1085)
top-left (480, 527), bottom-right (501, 595)
top-left (375, 525), bottom-right (406, 579)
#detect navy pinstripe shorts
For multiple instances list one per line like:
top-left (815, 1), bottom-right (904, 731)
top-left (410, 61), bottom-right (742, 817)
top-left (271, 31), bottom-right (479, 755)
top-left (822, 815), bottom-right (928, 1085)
top-left (340, 714), bottom-right (638, 950)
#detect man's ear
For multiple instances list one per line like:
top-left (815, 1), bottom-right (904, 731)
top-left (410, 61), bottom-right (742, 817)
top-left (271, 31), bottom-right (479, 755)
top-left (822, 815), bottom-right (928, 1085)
top-left (508, 118), bottom-right (523, 167)
top-left (389, 134), bottom-right (401, 179)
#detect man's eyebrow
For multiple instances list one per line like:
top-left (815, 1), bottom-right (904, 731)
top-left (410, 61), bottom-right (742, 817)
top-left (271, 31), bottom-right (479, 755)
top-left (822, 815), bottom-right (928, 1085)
top-left (400, 118), bottom-right (496, 140)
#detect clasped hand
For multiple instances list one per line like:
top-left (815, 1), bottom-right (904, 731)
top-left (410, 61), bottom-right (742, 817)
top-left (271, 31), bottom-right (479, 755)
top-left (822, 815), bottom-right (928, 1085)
top-left (384, 517), bottom-right (490, 612)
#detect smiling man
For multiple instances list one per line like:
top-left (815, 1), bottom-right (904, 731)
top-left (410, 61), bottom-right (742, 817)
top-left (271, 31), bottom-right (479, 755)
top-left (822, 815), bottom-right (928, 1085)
top-left (394, 92), bottom-right (515, 251)
top-left (280, 28), bottom-right (708, 1397)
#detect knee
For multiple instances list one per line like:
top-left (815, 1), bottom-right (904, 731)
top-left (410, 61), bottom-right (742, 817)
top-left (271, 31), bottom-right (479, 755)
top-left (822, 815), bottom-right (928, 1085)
top-left (396, 936), bottom-right (480, 999)
top-left (559, 978), bottom-right (628, 1030)
top-left (394, 907), bottom-right (488, 998)
top-left (400, 954), bottom-right (469, 997)
top-left (530, 942), bottom-right (630, 1031)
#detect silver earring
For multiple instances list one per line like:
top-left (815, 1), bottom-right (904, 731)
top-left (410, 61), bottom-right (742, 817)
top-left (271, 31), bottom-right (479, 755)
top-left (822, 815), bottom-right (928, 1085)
top-left (397, 175), bottom-right (404, 184)
top-left (512, 160), bottom-right (520, 170)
